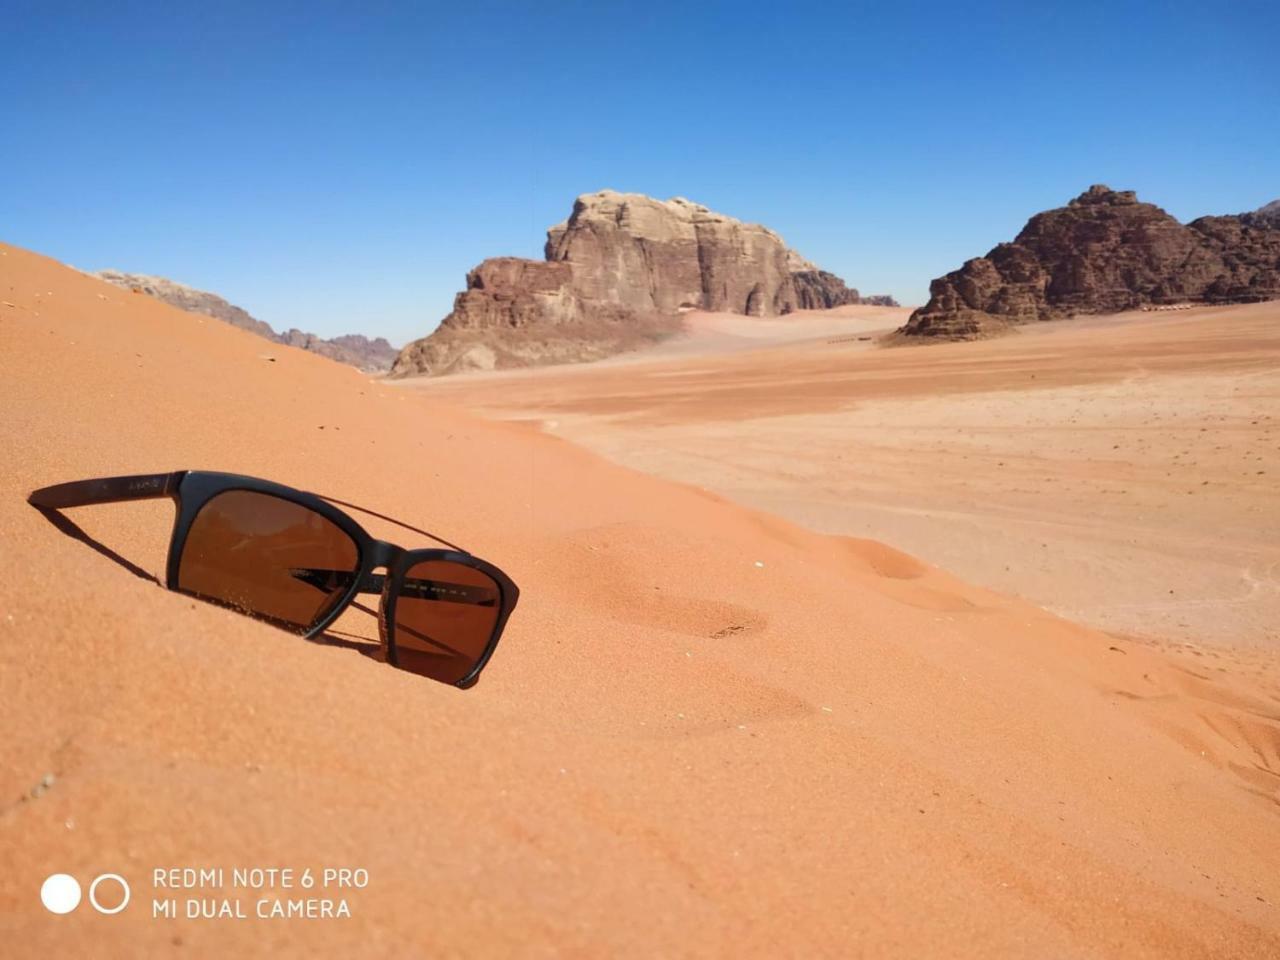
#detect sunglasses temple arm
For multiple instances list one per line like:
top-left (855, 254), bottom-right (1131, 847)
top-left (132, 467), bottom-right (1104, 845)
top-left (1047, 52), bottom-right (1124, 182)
top-left (28, 472), bottom-right (185, 509)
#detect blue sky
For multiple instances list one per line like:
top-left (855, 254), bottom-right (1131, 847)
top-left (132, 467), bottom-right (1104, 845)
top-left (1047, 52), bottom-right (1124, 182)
top-left (3, 1), bottom-right (1276, 345)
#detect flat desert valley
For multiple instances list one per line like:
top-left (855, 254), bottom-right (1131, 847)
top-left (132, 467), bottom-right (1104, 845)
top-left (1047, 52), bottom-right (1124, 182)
top-left (408, 302), bottom-right (1280, 656)
top-left (4, 244), bottom-right (1280, 956)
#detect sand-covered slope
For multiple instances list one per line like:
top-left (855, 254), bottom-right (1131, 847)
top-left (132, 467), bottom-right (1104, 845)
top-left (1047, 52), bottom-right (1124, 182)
top-left (1, 242), bottom-right (1278, 956)
top-left (92, 269), bottom-right (399, 373)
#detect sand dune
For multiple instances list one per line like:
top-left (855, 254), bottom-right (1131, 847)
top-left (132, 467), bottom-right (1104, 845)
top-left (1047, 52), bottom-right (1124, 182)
top-left (2, 242), bottom-right (1279, 956)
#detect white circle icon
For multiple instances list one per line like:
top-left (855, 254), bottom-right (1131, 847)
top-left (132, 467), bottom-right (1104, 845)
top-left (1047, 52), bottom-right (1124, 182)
top-left (89, 873), bottom-right (131, 914)
top-left (40, 874), bottom-right (82, 914)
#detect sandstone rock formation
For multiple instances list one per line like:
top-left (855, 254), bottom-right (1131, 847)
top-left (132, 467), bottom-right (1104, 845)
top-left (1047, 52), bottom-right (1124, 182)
top-left (542, 193), bottom-right (858, 317)
top-left (391, 190), bottom-right (890, 377)
top-left (899, 185), bottom-right (1280, 339)
top-left (93, 270), bottom-right (397, 371)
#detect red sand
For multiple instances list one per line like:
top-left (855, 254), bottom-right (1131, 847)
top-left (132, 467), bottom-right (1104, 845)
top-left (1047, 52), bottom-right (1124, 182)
top-left (1, 242), bottom-right (1278, 956)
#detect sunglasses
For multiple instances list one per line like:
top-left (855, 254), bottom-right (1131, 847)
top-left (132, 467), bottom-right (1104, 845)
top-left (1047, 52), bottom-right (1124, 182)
top-left (27, 471), bottom-right (519, 688)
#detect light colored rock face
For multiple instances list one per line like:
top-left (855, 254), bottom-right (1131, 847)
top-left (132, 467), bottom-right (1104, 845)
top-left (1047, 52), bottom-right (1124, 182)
top-left (391, 190), bottom-right (889, 378)
top-left (546, 190), bottom-right (809, 316)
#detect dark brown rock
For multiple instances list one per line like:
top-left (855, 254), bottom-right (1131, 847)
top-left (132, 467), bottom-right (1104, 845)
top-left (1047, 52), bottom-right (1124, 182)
top-left (391, 190), bottom-right (879, 377)
top-left (388, 256), bottom-right (678, 377)
top-left (443, 258), bottom-right (581, 330)
top-left (899, 185), bottom-right (1280, 340)
top-left (789, 265), bottom-right (864, 310)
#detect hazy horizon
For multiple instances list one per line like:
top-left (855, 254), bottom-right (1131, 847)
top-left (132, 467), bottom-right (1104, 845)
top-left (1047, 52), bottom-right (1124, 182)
top-left (4, 1), bottom-right (1276, 346)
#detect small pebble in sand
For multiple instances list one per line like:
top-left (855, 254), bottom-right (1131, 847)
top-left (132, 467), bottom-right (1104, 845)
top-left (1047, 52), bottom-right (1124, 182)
top-left (753, 561), bottom-right (765, 568)
top-left (30, 772), bottom-right (55, 799)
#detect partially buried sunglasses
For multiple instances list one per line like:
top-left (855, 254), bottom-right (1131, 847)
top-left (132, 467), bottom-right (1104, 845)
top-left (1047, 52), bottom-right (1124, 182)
top-left (27, 471), bottom-right (519, 688)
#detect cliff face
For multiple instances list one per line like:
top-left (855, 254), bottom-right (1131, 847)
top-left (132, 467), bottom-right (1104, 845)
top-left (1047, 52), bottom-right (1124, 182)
top-left (900, 186), bottom-right (1280, 340)
top-left (390, 190), bottom-right (888, 377)
top-left (388, 253), bottom-right (677, 377)
top-left (92, 270), bottom-right (397, 372)
top-left (437, 258), bottom-right (583, 331)
top-left (542, 192), bottom-right (860, 317)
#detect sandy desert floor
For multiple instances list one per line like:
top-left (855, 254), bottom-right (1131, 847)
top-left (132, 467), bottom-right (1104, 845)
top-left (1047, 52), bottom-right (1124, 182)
top-left (3, 245), bottom-right (1279, 957)
top-left (411, 303), bottom-right (1280, 654)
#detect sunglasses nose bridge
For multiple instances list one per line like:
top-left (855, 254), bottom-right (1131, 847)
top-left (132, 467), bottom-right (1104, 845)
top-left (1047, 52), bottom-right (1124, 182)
top-left (368, 540), bottom-right (401, 664)
top-left (368, 539), bottom-right (400, 570)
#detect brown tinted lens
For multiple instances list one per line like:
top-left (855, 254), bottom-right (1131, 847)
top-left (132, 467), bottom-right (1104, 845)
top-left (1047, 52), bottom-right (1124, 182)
top-left (393, 560), bottom-right (501, 684)
top-left (177, 490), bottom-right (360, 634)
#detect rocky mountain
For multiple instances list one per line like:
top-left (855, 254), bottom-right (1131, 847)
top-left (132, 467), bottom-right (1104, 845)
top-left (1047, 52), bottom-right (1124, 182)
top-left (390, 190), bottom-right (892, 377)
top-left (92, 270), bottom-right (397, 372)
top-left (899, 186), bottom-right (1280, 339)
top-left (1245, 198), bottom-right (1280, 229)
top-left (275, 329), bottom-right (398, 372)
top-left (858, 294), bottom-right (899, 307)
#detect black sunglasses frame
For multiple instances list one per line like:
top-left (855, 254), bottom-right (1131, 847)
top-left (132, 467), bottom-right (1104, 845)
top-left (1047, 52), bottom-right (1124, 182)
top-left (27, 470), bottom-right (520, 689)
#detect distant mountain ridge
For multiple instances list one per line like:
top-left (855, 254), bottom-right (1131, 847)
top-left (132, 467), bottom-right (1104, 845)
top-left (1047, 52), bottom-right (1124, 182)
top-left (900, 186), bottom-right (1280, 340)
top-left (92, 270), bottom-right (397, 372)
top-left (390, 190), bottom-right (896, 378)
top-left (1244, 198), bottom-right (1280, 229)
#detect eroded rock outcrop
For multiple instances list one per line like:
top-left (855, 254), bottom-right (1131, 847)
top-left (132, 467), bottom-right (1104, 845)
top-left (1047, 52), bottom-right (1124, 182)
top-left (899, 186), bottom-right (1280, 340)
top-left (93, 270), bottom-right (397, 372)
top-left (542, 193), bottom-right (858, 317)
top-left (391, 190), bottom-right (886, 377)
